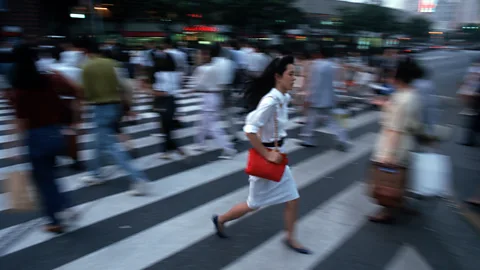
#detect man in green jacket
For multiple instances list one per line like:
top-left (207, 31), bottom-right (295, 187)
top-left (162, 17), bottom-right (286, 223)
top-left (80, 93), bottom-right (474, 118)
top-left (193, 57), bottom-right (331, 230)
top-left (80, 37), bottom-right (148, 196)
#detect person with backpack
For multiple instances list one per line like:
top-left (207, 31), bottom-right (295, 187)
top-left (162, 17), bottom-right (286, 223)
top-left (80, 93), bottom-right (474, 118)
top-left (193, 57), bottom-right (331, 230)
top-left (212, 55), bottom-right (311, 255)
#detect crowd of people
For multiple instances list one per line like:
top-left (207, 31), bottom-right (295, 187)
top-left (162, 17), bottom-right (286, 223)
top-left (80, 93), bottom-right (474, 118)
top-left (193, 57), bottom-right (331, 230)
top-left (0, 34), bottom-right (478, 254)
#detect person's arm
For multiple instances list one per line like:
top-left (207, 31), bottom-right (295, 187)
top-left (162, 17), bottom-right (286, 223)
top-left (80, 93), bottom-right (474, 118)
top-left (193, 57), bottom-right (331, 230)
top-left (51, 70), bottom-right (84, 99)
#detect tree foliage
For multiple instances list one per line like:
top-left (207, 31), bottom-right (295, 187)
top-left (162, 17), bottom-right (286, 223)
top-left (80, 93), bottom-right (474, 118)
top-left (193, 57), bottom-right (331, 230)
top-left (337, 4), bottom-right (400, 34)
top-left (402, 16), bottom-right (432, 39)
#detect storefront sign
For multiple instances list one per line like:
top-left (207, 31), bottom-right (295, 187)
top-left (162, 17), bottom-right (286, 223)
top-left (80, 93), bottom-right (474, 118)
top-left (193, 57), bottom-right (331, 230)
top-left (183, 26), bottom-right (218, 33)
top-left (2, 26), bottom-right (22, 37)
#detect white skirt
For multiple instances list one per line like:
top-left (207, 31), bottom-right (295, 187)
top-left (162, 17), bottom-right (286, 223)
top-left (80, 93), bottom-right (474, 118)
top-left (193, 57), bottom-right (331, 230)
top-left (246, 165), bottom-right (300, 209)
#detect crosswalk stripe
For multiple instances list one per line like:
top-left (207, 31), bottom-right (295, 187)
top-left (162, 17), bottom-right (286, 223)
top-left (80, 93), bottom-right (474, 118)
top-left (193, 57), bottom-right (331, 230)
top-left (0, 102), bottom-right (204, 132)
top-left (0, 137), bottom-right (306, 255)
top-left (0, 110), bottom-right (379, 183)
top-left (223, 182), bottom-right (378, 270)
top-left (52, 133), bottom-right (377, 270)
top-left (0, 111), bottom-right (380, 213)
top-left (1, 78), bottom-right (436, 270)
top-left (384, 245), bottom-right (433, 270)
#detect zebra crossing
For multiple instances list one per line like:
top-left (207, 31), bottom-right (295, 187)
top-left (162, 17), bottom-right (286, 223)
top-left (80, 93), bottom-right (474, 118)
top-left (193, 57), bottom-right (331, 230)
top-left (0, 81), bottom-right (457, 270)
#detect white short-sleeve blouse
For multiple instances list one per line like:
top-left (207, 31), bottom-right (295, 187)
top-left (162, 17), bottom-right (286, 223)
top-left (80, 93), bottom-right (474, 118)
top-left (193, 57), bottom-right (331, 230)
top-left (243, 88), bottom-right (290, 143)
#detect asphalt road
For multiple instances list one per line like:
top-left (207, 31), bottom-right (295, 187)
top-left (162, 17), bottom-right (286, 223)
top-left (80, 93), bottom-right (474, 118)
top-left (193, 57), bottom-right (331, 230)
top-left (0, 51), bottom-right (479, 270)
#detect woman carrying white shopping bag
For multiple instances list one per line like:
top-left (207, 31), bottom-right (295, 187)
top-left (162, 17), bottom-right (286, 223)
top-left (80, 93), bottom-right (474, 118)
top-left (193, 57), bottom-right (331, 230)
top-left (212, 56), bottom-right (311, 254)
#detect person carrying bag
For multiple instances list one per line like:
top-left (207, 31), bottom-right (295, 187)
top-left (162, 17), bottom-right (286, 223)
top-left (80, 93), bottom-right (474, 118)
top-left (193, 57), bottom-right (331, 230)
top-left (368, 57), bottom-right (423, 224)
top-left (212, 56), bottom-right (311, 254)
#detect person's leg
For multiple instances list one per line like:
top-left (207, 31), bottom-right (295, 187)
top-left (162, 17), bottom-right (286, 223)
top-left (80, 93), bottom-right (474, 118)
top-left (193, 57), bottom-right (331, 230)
top-left (159, 97), bottom-right (177, 157)
top-left (325, 110), bottom-right (350, 150)
top-left (218, 202), bottom-right (254, 224)
top-left (300, 107), bottom-right (318, 146)
top-left (283, 199), bottom-right (309, 252)
top-left (30, 157), bottom-right (62, 226)
top-left (214, 202), bottom-right (255, 238)
top-left (194, 110), bottom-right (209, 149)
top-left (101, 104), bottom-right (149, 182)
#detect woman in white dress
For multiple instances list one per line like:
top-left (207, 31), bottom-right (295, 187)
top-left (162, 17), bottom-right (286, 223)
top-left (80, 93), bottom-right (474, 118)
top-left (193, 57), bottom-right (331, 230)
top-left (212, 56), bottom-right (311, 254)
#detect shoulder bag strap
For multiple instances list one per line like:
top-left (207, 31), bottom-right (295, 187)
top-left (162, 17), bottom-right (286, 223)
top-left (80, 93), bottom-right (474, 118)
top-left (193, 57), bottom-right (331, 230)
top-left (273, 104), bottom-right (279, 151)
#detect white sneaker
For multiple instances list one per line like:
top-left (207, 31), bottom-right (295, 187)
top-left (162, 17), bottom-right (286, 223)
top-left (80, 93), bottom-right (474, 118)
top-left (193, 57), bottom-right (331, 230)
top-left (218, 148), bottom-right (237, 159)
top-left (130, 181), bottom-right (148, 196)
top-left (80, 175), bottom-right (107, 186)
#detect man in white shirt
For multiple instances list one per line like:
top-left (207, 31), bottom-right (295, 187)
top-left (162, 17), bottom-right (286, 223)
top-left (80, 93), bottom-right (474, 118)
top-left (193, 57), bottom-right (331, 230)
top-left (193, 44), bottom-right (237, 159)
top-left (59, 39), bottom-right (86, 68)
top-left (246, 43), bottom-right (272, 79)
top-left (300, 46), bottom-right (350, 151)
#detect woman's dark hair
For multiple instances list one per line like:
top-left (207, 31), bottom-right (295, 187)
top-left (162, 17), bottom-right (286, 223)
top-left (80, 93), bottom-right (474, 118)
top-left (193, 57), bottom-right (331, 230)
top-left (102, 48), bottom-right (114, 59)
top-left (244, 55), bottom-right (294, 112)
top-left (395, 56), bottom-right (422, 85)
top-left (151, 52), bottom-right (176, 84)
top-left (10, 43), bottom-right (48, 90)
top-left (82, 36), bottom-right (100, 54)
top-left (210, 42), bottom-right (221, 59)
top-left (413, 63), bottom-right (429, 79)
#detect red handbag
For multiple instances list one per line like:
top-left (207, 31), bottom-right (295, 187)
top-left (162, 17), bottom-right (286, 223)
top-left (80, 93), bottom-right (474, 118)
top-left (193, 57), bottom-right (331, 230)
top-left (245, 105), bottom-right (288, 182)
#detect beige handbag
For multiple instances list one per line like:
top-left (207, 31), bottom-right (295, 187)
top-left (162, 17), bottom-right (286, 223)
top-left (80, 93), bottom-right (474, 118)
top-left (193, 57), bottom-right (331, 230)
top-left (3, 171), bottom-right (37, 211)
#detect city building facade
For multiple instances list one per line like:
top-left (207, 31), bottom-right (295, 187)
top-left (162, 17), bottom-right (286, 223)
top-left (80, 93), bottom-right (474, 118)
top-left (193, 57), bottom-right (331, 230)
top-left (0, 0), bottom-right (42, 37)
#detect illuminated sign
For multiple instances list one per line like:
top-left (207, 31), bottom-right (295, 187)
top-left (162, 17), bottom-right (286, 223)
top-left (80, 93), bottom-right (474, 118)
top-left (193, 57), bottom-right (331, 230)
top-left (418, 0), bottom-right (437, 13)
top-left (183, 25), bottom-right (218, 32)
top-left (187, 14), bottom-right (202, 18)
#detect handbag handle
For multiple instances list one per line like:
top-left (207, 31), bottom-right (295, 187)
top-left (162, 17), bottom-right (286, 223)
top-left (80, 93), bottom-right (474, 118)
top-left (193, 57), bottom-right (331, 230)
top-left (273, 105), bottom-right (279, 151)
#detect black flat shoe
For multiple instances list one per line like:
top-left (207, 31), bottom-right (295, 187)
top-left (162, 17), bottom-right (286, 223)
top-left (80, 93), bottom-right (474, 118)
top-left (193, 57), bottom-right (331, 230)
top-left (298, 142), bottom-right (315, 148)
top-left (212, 215), bottom-right (228, 239)
top-left (284, 240), bottom-right (312, 254)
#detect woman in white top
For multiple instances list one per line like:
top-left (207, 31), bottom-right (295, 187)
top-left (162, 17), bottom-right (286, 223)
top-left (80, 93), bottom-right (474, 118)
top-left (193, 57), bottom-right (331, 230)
top-left (150, 52), bottom-right (186, 159)
top-left (212, 56), bottom-right (311, 254)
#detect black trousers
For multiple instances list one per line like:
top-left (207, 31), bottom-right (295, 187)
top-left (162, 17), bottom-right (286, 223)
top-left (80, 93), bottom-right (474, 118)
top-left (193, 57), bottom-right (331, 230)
top-left (154, 95), bottom-right (178, 152)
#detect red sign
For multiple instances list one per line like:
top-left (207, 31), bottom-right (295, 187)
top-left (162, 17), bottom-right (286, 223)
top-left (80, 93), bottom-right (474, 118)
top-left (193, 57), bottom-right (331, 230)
top-left (183, 25), bottom-right (217, 32)
top-left (418, 0), bottom-right (436, 12)
top-left (187, 14), bottom-right (202, 18)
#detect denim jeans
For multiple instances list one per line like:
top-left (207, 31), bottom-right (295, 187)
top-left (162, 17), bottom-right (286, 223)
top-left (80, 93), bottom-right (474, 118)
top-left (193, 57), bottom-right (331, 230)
top-left (89, 103), bottom-right (148, 182)
top-left (26, 125), bottom-right (68, 225)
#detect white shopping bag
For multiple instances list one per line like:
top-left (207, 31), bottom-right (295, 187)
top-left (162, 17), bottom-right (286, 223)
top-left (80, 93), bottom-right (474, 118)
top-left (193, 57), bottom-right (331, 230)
top-left (332, 108), bottom-right (350, 128)
top-left (409, 153), bottom-right (452, 198)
